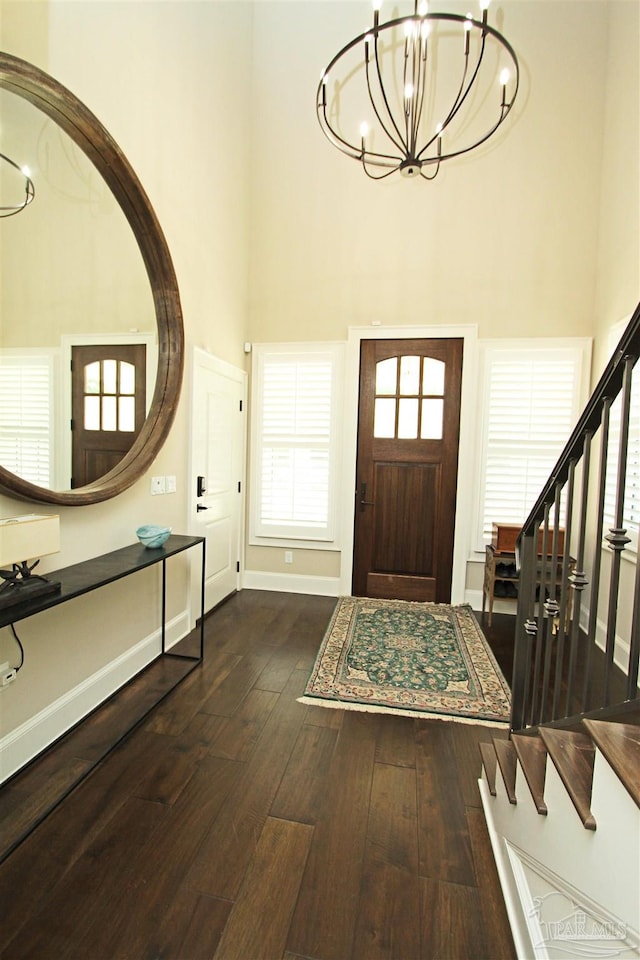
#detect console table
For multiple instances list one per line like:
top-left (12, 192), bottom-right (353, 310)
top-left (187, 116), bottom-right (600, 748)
top-left (0, 534), bottom-right (206, 861)
top-left (0, 534), bottom-right (206, 656)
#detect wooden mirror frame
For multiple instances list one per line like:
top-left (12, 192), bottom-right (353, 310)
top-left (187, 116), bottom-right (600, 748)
top-left (0, 52), bottom-right (184, 505)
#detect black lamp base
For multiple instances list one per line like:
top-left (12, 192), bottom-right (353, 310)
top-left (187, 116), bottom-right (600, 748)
top-left (0, 578), bottom-right (61, 609)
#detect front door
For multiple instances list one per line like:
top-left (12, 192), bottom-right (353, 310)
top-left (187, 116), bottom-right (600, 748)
top-left (190, 348), bottom-right (246, 616)
top-left (71, 344), bottom-right (146, 487)
top-left (352, 338), bottom-right (463, 602)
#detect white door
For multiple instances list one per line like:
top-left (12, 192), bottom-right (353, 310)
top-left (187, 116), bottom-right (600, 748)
top-left (190, 348), bottom-right (246, 618)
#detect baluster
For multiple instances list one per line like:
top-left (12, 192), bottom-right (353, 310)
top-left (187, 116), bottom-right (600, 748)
top-left (530, 510), bottom-right (550, 726)
top-left (550, 483), bottom-right (565, 720)
top-left (628, 543), bottom-right (640, 697)
top-left (583, 397), bottom-right (611, 711)
top-left (566, 436), bottom-right (591, 715)
top-left (511, 530), bottom-right (538, 731)
top-left (603, 356), bottom-right (634, 705)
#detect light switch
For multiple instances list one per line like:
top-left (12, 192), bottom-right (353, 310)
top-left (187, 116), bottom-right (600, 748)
top-left (150, 476), bottom-right (165, 495)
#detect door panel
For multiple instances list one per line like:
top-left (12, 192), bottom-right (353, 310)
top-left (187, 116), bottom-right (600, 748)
top-left (190, 350), bottom-right (245, 615)
top-left (353, 338), bottom-right (463, 603)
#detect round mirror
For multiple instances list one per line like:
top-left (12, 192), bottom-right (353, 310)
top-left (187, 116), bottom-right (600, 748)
top-left (0, 52), bottom-right (183, 505)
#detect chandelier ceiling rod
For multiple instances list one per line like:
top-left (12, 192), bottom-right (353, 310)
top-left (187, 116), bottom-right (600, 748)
top-left (317, 0), bottom-right (520, 181)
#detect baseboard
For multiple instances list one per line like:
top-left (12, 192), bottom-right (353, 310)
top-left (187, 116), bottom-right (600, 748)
top-left (0, 610), bottom-right (189, 784)
top-left (241, 570), bottom-right (341, 596)
top-left (465, 588), bottom-right (517, 616)
top-left (478, 778), bottom-right (537, 959)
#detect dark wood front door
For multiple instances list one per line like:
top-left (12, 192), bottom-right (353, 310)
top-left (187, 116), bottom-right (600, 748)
top-left (352, 338), bottom-right (463, 602)
top-left (71, 344), bottom-right (146, 487)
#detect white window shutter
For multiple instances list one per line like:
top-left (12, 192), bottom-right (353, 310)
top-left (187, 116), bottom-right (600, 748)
top-left (0, 354), bottom-right (53, 488)
top-left (250, 344), bottom-right (343, 546)
top-left (477, 344), bottom-right (588, 549)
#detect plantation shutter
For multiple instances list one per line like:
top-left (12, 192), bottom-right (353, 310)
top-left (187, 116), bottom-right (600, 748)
top-left (477, 345), bottom-right (587, 548)
top-left (0, 354), bottom-right (53, 488)
top-left (251, 344), bottom-right (343, 544)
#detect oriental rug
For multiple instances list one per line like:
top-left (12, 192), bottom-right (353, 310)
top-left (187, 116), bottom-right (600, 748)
top-left (299, 597), bottom-right (511, 726)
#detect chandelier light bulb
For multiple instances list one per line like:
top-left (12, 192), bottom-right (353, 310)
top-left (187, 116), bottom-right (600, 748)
top-left (360, 121), bottom-right (370, 139)
top-left (480, 0), bottom-right (490, 10)
top-left (418, 0), bottom-right (428, 15)
top-left (500, 67), bottom-right (510, 85)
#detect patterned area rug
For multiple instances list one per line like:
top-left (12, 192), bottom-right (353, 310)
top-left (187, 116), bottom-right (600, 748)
top-left (299, 597), bottom-right (511, 726)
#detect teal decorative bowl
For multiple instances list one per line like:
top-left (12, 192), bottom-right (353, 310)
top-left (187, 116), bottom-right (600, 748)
top-left (136, 524), bottom-right (171, 548)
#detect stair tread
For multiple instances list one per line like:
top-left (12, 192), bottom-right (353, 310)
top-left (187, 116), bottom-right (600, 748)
top-left (494, 738), bottom-right (517, 804)
top-left (582, 719), bottom-right (640, 809)
top-left (512, 733), bottom-right (548, 814)
top-left (539, 727), bottom-right (596, 829)
top-left (479, 741), bottom-right (498, 796)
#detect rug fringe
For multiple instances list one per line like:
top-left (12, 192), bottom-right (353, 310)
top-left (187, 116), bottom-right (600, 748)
top-left (296, 696), bottom-right (509, 727)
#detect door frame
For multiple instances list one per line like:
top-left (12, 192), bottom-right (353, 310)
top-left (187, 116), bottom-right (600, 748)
top-left (339, 324), bottom-right (479, 603)
top-left (188, 346), bottom-right (247, 624)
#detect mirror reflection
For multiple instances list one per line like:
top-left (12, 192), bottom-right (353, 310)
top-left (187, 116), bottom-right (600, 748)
top-left (0, 88), bottom-right (156, 491)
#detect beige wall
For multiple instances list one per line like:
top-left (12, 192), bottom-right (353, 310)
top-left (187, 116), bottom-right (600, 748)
top-left (0, 0), bottom-right (638, 773)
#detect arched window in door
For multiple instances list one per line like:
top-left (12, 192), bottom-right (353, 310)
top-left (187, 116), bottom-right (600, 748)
top-left (373, 355), bottom-right (445, 440)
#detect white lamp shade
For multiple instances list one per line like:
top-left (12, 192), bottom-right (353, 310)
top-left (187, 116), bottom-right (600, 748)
top-left (0, 515), bottom-right (60, 567)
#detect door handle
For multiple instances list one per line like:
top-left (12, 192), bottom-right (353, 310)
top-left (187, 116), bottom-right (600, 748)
top-left (197, 475), bottom-right (207, 497)
top-left (196, 504), bottom-right (210, 512)
top-left (359, 482), bottom-right (375, 511)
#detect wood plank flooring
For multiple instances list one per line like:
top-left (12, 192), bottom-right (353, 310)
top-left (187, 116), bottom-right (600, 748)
top-left (0, 591), bottom-right (515, 960)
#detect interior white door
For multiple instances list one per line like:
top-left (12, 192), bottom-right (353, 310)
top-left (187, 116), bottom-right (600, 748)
top-left (190, 348), bottom-right (246, 618)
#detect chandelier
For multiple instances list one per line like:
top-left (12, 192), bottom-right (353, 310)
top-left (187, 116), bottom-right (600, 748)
top-left (0, 151), bottom-right (35, 217)
top-left (316, 0), bottom-right (519, 180)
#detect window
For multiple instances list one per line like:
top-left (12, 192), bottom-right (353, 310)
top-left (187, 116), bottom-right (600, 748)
top-left (250, 343), bottom-right (344, 547)
top-left (603, 319), bottom-right (639, 551)
top-left (0, 352), bottom-right (55, 488)
top-left (475, 340), bottom-right (591, 551)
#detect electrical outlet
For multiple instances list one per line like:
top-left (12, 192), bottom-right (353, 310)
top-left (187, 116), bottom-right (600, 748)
top-left (284, 550), bottom-right (293, 564)
top-left (150, 476), bottom-right (165, 495)
top-left (1, 667), bottom-right (16, 687)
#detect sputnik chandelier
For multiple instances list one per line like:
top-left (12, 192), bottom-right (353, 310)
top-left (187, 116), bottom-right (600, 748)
top-left (316, 0), bottom-right (519, 180)
top-left (0, 152), bottom-right (35, 217)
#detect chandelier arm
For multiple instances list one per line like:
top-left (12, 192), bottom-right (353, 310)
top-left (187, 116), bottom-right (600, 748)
top-left (362, 159), bottom-right (398, 180)
top-left (415, 33), bottom-right (482, 162)
top-left (419, 162), bottom-right (441, 180)
top-left (411, 30), bottom-right (429, 158)
top-left (370, 30), bottom-right (408, 154)
top-left (0, 151), bottom-right (35, 217)
top-left (434, 102), bottom-right (514, 161)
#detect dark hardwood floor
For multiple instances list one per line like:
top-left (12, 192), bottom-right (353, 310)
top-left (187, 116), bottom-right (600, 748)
top-left (0, 591), bottom-right (516, 960)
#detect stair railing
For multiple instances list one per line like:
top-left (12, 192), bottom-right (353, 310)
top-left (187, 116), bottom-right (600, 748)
top-left (511, 302), bottom-right (640, 732)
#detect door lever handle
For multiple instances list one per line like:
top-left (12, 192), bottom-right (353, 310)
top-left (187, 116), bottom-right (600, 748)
top-left (196, 504), bottom-right (210, 512)
top-left (359, 482), bottom-right (375, 510)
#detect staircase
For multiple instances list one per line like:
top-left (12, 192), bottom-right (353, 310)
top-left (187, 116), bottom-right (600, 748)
top-left (480, 710), bottom-right (640, 958)
top-left (480, 305), bottom-right (640, 959)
